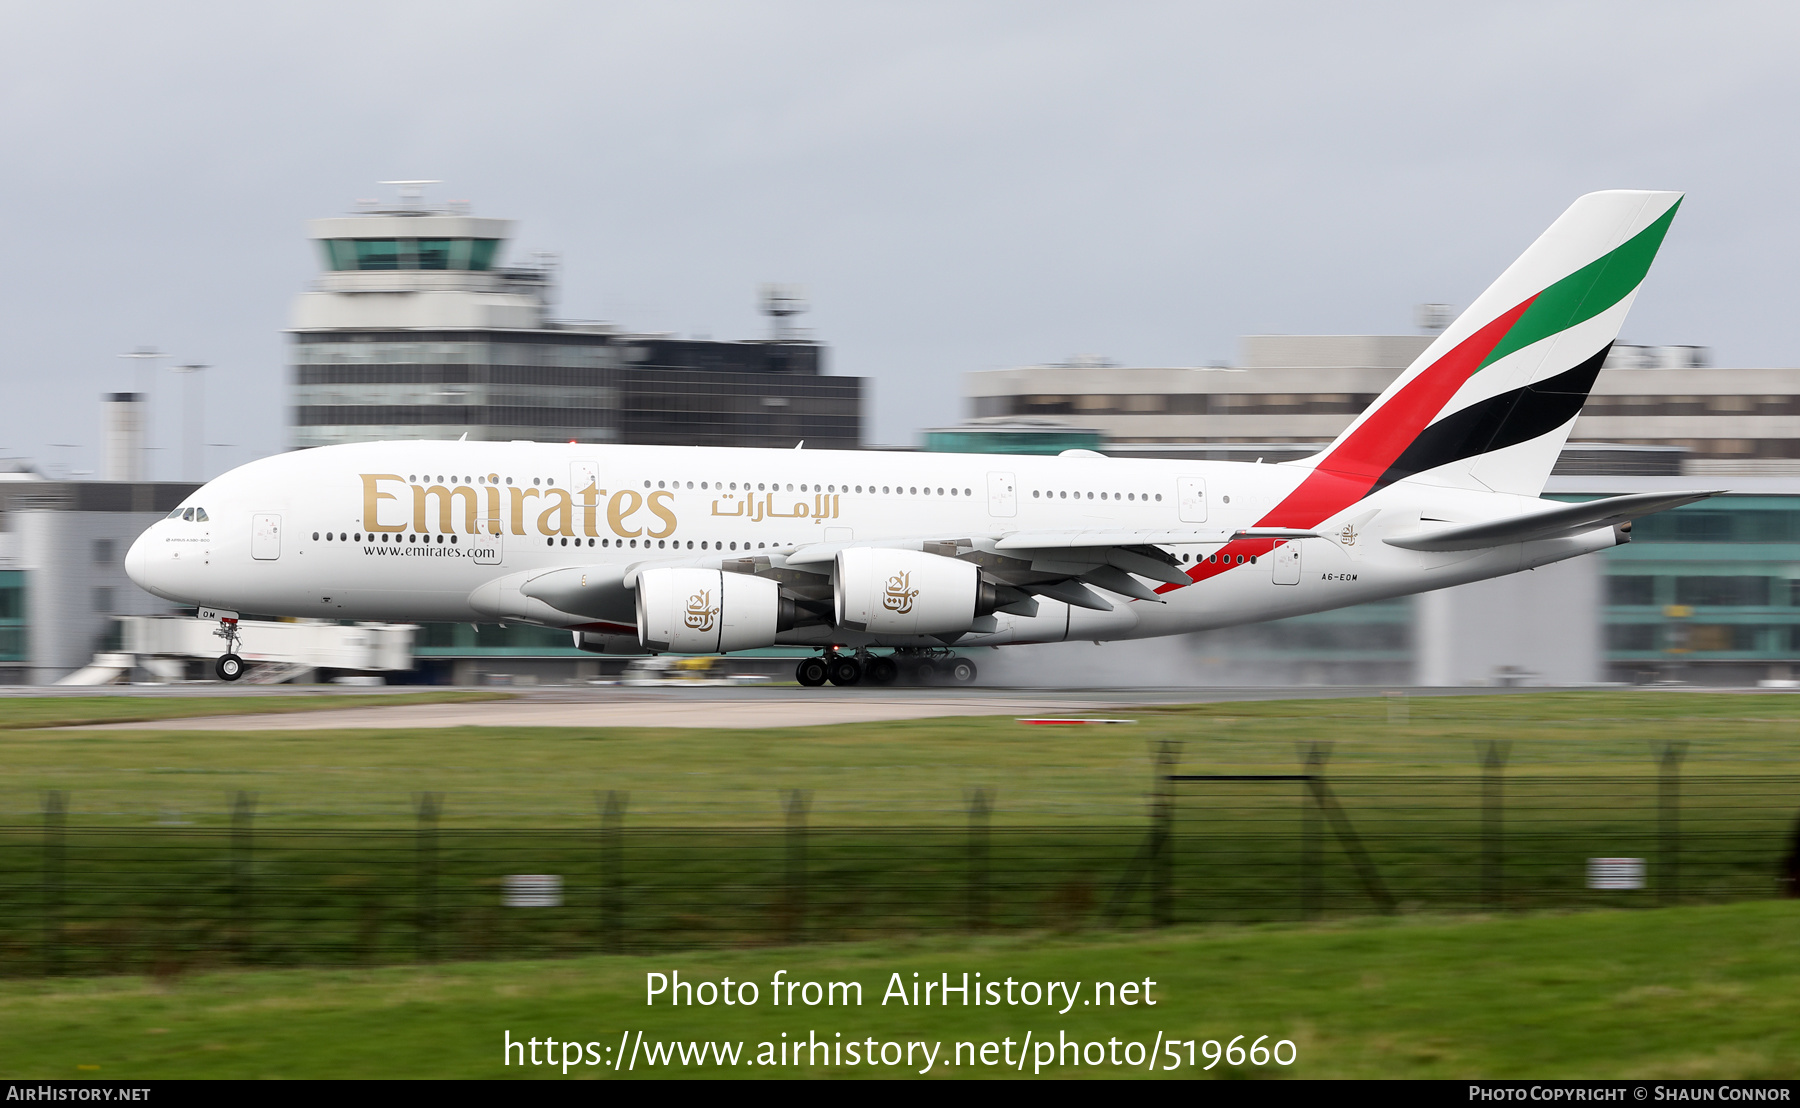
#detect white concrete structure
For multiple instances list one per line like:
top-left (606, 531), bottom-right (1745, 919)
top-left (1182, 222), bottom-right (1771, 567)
top-left (291, 213), bottom-right (551, 332)
top-left (0, 480), bottom-right (193, 682)
top-left (1414, 555), bottom-right (1603, 686)
top-left (101, 393), bottom-right (146, 482)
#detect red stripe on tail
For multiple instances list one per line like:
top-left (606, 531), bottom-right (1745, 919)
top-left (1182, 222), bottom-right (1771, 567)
top-left (1157, 294), bottom-right (1535, 594)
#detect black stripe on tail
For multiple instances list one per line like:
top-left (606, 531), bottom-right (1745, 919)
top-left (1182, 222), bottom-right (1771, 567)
top-left (1372, 343), bottom-right (1611, 494)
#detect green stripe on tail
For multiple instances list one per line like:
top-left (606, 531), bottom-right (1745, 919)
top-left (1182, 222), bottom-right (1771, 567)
top-left (1478, 198), bottom-right (1681, 371)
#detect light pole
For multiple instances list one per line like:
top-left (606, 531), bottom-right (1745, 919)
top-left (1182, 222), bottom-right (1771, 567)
top-left (172, 364), bottom-right (208, 481)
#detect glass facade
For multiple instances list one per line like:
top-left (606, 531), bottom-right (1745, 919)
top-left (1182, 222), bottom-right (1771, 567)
top-left (319, 239), bottom-right (502, 272)
top-left (0, 571), bottom-right (24, 662)
top-left (1590, 495), bottom-right (1800, 679)
top-left (924, 427), bottom-right (1105, 455)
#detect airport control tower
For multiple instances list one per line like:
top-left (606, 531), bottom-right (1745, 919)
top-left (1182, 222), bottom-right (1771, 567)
top-left (288, 182), bottom-right (861, 450)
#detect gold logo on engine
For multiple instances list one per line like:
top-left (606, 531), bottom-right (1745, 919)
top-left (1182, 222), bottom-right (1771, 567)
top-left (684, 589), bottom-right (719, 632)
top-left (882, 571), bottom-right (920, 615)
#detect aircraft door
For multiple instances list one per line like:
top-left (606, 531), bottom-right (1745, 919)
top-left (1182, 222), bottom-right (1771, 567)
top-left (987, 472), bottom-right (1017, 518)
top-left (463, 525), bottom-right (504, 566)
top-left (1177, 478), bottom-right (1208, 522)
top-left (570, 460), bottom-right (600, 498)
top-left (1272, 540), bottom-right (1301, 585)
top-left (251, 513), bottom-right (281, 561)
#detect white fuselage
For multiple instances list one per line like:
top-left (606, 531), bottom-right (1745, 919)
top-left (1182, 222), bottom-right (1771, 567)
top-left (125, 440), bottom-right (1618, 651)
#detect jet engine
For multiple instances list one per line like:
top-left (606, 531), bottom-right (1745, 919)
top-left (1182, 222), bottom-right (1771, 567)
top-left (636, 568), bottom-right (785, 653)
top-left (834, 548), bottom-right (983, 635)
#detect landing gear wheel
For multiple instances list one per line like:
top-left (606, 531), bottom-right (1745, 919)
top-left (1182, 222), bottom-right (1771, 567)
top-left (911, 659), bottom-right (938, 685)
top-left (827, 655), bottom-right (864, 687)
top-left (947, 658), bottom-right (978, 684)
top-left (215, 653), bottom-right (245, 682)
top-left (863, 656), bottom-right (898, 686)
top-left (796, 657), bottom-right (829, 687)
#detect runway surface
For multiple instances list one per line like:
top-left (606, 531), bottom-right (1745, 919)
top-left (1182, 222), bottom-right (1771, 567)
top-left (60, 682), bottom-right (1623, 732)
top-left (86, 687), bottom-right (1210, 731)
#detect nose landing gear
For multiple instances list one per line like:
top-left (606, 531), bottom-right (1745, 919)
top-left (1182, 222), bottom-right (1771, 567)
top-left (213, 616), bottom-right (245, 683)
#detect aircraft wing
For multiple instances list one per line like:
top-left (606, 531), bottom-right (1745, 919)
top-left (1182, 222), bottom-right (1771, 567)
top-left (1383, 490), bottom-right (1724, 552)
top-left (789, 529), bottom-right (1204, 612)
top-left (992, 528), bottom-right (1230, 550)
top-left (493, 525), bottom-right (1214, 636)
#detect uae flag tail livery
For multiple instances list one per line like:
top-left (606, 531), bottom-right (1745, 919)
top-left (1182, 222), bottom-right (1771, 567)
top-left (1283, 191), bottom-right (1683, 520)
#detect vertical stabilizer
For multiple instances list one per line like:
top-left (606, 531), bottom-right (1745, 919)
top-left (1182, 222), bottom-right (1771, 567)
top-left (1306, 190), bottom-right (1682, 497)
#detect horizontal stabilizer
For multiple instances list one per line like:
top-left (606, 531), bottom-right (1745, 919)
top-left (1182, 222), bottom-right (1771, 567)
top-left (1383, 490), bottom-right (1723, 552)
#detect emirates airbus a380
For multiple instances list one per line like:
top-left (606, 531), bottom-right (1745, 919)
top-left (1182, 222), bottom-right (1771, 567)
top-left (128, 190), bottom-right (1715, 686)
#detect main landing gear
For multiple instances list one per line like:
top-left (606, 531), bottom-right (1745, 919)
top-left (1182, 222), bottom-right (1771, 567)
top-left (794, 648), bottom-right (975, 688)
top-left (213, 616), bottom-right (245, 682)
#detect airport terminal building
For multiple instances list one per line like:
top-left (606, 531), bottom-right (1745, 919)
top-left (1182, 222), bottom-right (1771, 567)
top-left (964, 336), bottom-right (1795, 473)
top-left (289, 197), bottom-right (862, 451)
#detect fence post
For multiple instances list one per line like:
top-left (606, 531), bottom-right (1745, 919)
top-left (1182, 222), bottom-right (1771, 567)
top-left (43, 790), bottom-right (65, 977)
top-left (1658, 742), bottom-right (1686, 907)
top-left (231, 791), bottom-right (256, 962)
top-left (967, 788), bottom-right (991, 931)
top-left (1479, 741), bottom-right (1510, 910)
top-left (1152, 741), bottom-right (1179, 928)
top-left (598, 790), bottom-right (626, 954)
top-left (1301, 743), bottom-right (1331, 919)
top-left (414, 792), bottom-right (441, 963)
top-left (782, 789), bottom-right (811, 944)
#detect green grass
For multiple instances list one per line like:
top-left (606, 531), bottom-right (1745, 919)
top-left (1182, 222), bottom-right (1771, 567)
top-left (3, 901), bottom-right (1797, 1079)
top-left (1, 691), bottom-right (1795, 976)
top-left (0, 690), bottom-right (511, 732)
top-left (6, 691), bottom-right (1800, 828)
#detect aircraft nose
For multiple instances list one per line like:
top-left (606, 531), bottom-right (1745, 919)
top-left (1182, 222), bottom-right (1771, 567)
top-left (125, 529), bottom-right (154, 590)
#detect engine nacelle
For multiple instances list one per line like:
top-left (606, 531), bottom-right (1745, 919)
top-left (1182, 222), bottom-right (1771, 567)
top-left (834, 548), bottom-right (980, 635)
top-left (636, 568), bottom-right (781, 653)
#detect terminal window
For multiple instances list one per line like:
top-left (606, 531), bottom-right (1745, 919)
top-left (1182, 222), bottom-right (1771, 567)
top-left (92, 539), bottom-right (114, 566)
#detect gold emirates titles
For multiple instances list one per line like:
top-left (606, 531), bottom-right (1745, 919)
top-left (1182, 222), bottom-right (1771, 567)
top-left (359, 474), bottom-right (844, 541)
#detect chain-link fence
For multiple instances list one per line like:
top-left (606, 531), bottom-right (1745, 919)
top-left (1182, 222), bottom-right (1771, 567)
top-left (4, 748), bottom-right (1797, 976)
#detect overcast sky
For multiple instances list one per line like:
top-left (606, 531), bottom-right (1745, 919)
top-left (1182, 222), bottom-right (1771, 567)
top-left (4, 1), bottom-right (1797, 479)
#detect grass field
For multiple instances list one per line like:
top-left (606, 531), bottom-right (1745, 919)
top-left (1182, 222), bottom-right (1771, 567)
top-left (4, 690), bottom-right (1799, 828)
top-left (3, 691), bottom-right (1798, 1078)
top-left (0, 689), bottom-right (509, 733)
top-left (0, 690), bottom-right (1795, 976)
top-left (2, 900), bottom-right (1796, 1079)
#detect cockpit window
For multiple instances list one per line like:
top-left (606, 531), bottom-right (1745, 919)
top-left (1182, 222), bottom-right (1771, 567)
top-left (182, 507), bottom-right (196, 522)
top-left (193, 507), bottom-right (208, 522)
top-left (167, 507), bottom-right (185, 520)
